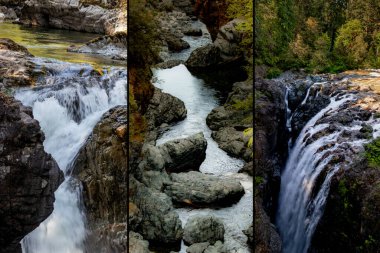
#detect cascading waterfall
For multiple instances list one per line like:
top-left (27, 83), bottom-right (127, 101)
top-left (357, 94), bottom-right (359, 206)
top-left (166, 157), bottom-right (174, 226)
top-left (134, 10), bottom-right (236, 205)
top-left (15, 58), bottom-right (127, 253)
top-left (277, 76), bottom-right (380, 253)
top-left (277, 93), bottom-right (355, 253)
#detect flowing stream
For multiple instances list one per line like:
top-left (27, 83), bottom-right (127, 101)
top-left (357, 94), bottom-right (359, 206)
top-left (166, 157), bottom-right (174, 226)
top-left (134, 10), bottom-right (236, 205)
top-left (1, 24), bottom-right (127, 253)
top-left (153, 20), bottom-right (253, 253)
top-left (277, 76), bottom-right (380, 253)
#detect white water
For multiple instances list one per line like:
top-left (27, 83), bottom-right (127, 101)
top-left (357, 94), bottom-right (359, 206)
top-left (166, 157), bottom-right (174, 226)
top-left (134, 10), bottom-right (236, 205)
top-left (15, 58), bottom-right (127, 253)
top-left (277, 79), bottom-right (380, 253)
top-left (153, 25), bottom-right (252, 251)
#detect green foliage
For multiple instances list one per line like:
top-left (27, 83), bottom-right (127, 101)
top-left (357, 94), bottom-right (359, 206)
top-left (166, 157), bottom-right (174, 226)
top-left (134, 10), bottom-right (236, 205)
top-left (266, 67), bottom-right (282, 78)
top-left (232, 94), bottom-right (253, 111)
top-left (335, 19), bottom-right (368, 68)
top-left (255, 176), bottom-right (264, 185)
top-left (256, 0), bottom-right (380, 73)
top-left (364, 138), bottom-right (380, 168)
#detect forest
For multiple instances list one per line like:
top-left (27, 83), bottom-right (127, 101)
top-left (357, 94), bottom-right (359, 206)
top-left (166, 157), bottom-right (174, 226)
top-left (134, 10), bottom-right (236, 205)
top-left (256, 0), bottom-right (380, 77)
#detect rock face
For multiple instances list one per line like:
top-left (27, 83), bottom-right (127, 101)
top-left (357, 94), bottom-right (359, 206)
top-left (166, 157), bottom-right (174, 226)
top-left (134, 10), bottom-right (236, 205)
top-left (139, 132), bottom-right (207, 173)
top-left (165, 171), bottom-right (245, 207)
top-left (0, 93), bottom-right (63, 252)
top-left (183, 215), bottom-right (225, 245)
top-left (68, 32), bottom-right (127, 60)
top-left (20, 0), bottom-right (122, 34)
top-left (72, 106), bottom-right (127, 228)
top-left (0, 38), bottom-right (37, 89)
top-left (311, 157), bottom-right (380, 252)
top-left (128, 232), bottom-right (151, 253)
top-left (194, 0), bottom-right (229, 40)
top-left (206, 80), bottom-right (253, 161)
top-left (0, 6), bottom-right (17, 20)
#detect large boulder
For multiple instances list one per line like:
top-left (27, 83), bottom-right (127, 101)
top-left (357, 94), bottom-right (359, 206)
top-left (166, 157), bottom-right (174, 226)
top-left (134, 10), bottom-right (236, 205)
top-left (0, 93), bottom-right (63, 252)
top-left (164, 171), bottom-right (245, 207)
top-left (0, 38), bottom-right (37, 89)
top-left (139, 132), bottom-right (207, 173)
top-left (130, 177), bottom-right (183, 245)
top-left (145, 87), bottom-right (187, 130)
top-left (128, 232), bottom-right (151, 253)
top-left (214, 19), bottom-right (244, 63)
top-left (185, 44), bottom-right (221, 70)
top-left (183, 215), bottom-right (225, 245)
top-left (72, 106), bottom-right (128, 228)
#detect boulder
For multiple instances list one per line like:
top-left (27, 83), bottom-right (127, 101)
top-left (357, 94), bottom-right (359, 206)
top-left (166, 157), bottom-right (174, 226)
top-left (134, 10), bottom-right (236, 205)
top-left (183, 215), bottom-right (224, 245)
top-left (71, 106), bottom-right (128, 227)
top-left (186, 44), bottom-right (221, 69)
top-left (145, 87), bottom-right (187, 130)
top-left (0, 93), bottom-right (63, 252)
top-left (165, 35), bottom-right (190, 52)
top-left (214, 19), bottom-right (244, 63)
top-left (165, 171), bottom-right (245, 207)
top-left (140, 132), bottom-right (207, 173)
top-left (128, 232), bottom-right (151, 253)
top-left (130, 177), bottom-right (183, 245)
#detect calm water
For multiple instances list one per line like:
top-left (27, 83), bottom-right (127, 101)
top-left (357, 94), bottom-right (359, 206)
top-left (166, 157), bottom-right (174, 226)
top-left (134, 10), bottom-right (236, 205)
top-left (0, 22), bottom-right (125, 67)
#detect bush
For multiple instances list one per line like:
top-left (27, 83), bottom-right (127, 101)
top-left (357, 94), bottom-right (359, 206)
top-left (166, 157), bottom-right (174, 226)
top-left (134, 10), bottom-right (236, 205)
top-left (364, 137), bottom-right (380, 168)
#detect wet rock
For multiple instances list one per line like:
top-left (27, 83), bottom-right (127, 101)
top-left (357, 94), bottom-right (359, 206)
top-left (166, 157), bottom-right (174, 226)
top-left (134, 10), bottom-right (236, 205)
top-left (68, 32), bottom-right (127, 60)
top-left (243, 224), bottom-right (253, 247)
top-left (128, 231), bottom-right (151, 253)
top-left (186, 44), bottom-right (221, 69)
top-left (186, 242), bottom-right (210, 253)
top-left (140, 132), bottom-right (207, 173)
top-left (0, 38), bottom-right (37, 89)
top-left (239, 161), bottom-right (253, 176)
top-left (211, 127), bottom-right (251, 161)
top-left (183, 215), bottom-right (225, 245)
top-left (130, 177), bottom-right (183, 245)
top-left (0, 93), bottom-right (63, 252)
top-left (145, 88), bottom-right (187, 130)
top-left (71, 106), bottom-right (128, 228)
top-left (155, 59), bottom-right (184, 69)
top-left (184, 27), bottom-right (203, 36)
top-left (165, 35), bottom-right (190, 52)
top-left (0, 6), bottom-right (17, 20)
top-left (291, 94), bottom-right (330, 139)
top-left (165, 171), bottom-right (245, 207)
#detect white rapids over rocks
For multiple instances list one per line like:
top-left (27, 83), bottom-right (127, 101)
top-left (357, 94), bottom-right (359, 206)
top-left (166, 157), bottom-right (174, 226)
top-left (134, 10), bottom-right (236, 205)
top-left (15, 58), bottom-right (127, 253)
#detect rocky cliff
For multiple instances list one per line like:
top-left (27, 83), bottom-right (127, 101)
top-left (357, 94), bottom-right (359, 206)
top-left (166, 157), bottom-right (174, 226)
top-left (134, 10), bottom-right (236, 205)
top-left (0, 93), bottom-right (63, 253)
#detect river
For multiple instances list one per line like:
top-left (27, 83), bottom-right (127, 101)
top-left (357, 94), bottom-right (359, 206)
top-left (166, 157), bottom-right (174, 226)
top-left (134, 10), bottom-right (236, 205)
top-left (1, 22), bottom-right (127, 253)
top-left (152, 21), bottom-right (253, 253)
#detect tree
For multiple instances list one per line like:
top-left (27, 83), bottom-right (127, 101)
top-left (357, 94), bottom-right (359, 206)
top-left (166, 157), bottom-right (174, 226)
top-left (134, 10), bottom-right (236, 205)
top-left (335, 19), bottom-right (368, 68)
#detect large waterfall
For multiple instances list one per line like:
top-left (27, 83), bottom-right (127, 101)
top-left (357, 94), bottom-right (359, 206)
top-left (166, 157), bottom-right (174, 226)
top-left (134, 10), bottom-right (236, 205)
top-left (15, 58), bottom-right (127, 253)
top-left (277, 76), bottom-right (380, 253)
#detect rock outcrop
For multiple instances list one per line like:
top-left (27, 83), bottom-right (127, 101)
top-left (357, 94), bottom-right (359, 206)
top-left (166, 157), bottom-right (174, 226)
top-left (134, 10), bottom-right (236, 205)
top-left (72, 106), bottom-right (127, 228)
top-left (165, 171), bottom-right (245, 207)
top-left (19, 0), bottom-right (124, 34)
top-left (206, 80), bottom-right (253, 161)
top-left (0, 93), bottom-right (63, 252)
top-left (0, 38), bottom-right (37, 89)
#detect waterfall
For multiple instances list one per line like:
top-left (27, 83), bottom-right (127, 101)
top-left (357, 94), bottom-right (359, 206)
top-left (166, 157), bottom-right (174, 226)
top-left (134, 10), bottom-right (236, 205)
top-left (275, 78), bottom-right (380, 253)
top-left (15, 58), bottom-right (127, 253)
